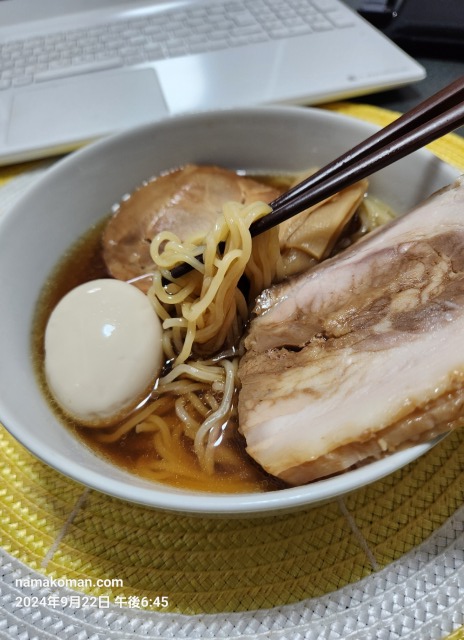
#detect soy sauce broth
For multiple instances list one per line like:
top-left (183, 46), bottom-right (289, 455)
top-left (30, 163), bottom-right (392, 495)
top-left (32, 214), bottom-right (287, 494)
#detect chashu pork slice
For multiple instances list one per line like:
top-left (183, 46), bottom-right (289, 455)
top-left (238, 178), bottom-right (464, 485)
top-left (102, 164), bottom-right (281, 292)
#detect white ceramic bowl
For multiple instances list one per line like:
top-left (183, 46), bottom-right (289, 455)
top-left (0, 107), bottom-right (459, 516)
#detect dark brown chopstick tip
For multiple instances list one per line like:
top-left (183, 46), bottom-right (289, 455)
top-left (167, 76), bottom-right (464, 281)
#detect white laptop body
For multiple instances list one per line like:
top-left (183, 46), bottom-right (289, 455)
top-left (0, 0), bottom-right (425, 166)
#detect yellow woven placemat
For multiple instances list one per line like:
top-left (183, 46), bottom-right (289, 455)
top-left (0, 104), bottom-right (463, 636)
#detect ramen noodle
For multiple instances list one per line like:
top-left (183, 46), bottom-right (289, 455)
top-left (37, 167), bottom-right (395, 492)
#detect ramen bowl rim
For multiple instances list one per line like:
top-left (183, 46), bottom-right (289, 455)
top-left (0, 105), bottom-right (459, 516)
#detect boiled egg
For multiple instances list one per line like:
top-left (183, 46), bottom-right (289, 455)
top-left (44, 278), bottom-right (163, 425)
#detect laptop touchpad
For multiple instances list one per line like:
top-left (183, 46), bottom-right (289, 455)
top-left (7, 68), bottom-right (169, 148)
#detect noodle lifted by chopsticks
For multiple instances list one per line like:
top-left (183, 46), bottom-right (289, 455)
top-left (97, 200), bottom-right (283, 478)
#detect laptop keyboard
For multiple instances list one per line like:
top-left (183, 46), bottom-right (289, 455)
top-left (0, 0), bottom-right (355, 91)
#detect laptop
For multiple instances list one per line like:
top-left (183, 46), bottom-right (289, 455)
top-left (0, 0), bottom-right (425, 166)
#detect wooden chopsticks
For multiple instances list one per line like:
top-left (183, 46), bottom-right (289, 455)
top-left (251, 76), bottom-right (464, 237)
top-left (170, 76), bottom-right (464, 279)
